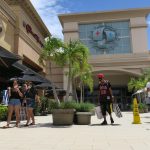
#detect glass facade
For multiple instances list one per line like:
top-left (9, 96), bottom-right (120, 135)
top-left (79, 21), bottom-right (132, 55)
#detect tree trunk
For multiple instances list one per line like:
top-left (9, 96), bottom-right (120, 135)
top-left (49, 62), bottom-right (60, 104)
top-left (52, 83), bottom-right (60, 105)
top-left (65, 64), bottom-right (71, 101)
top-left (72, 78), bottom-right (79, 102)
top-left (80, 81), bottom-right (83, 103)
top-left (83, 83), bottom-right (84, 102)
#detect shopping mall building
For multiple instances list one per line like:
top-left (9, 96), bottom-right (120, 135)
top-left (58, 8), bottom-right (150, 109)
top-left (1, 0), bottom-right (150, 109)
top-left (0, 0), bottom-right (55, 87)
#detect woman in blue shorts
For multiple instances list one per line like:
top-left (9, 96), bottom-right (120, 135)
top-left (3, 80), bottom-right (23, 128)
top-left (24, 81), bottom-right (38, 126)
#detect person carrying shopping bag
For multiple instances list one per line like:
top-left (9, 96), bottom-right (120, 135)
top-left (97, 73), bottom-right (114, 125)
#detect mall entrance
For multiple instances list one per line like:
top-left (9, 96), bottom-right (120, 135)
top-left (75, 70), bottom-right (137, 111)
top-left (80, 85), bottom-right (132, 111)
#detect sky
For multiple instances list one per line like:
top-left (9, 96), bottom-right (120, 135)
top-left (30, 0), bottom-right (150, 48)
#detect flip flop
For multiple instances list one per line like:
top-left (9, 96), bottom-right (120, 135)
top-left (24, 124), bottom-right (29, 127)
top-left (2, 125), bottom-right (10, 129)
top-left (29, 123), bottom-right (35, 125)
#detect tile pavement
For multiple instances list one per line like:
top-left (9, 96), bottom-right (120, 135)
top-left (0, 112), bottom-right (150, 150)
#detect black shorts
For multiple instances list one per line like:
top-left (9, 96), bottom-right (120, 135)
top-left (100, 101), bottom-right (112, 116)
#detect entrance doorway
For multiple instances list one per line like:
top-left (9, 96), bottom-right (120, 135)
top-left (77, 86), bottom-right (132, 111)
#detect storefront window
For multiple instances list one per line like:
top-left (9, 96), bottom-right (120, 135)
top-left (79, 21), bottom-right (132, 55)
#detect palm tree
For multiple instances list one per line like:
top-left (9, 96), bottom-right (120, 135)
top-left (62, 40), bottom-right (90, 101)
top-left (128, 69), bottom-right (150, 92)
top-left (39, 36), bottom-right (64, 104)
top-left (80, 66), bottom-right (93, 102)
top-left (40, 37), bottom-right (91, 102)
top-left (72, 60), bottom-right (93, 102)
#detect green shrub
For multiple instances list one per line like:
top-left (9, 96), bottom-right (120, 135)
top-left (49, 100), bottom-right (60, 110)
top-left (75, 102), bottom-right (95, 112)
top-left (130, 103), bottom-right (148, 111)
top-left (0, 105), bottom-right (8, 121)
top-left (49, 100), bottom-right (95, 112)
top-left (59, 101), bottom-right (77, 109)
top-left (34, 102), bottom-right (41, 116)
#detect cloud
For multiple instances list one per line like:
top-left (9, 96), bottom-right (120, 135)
top-left (30, 0), bottom-right (70, 39)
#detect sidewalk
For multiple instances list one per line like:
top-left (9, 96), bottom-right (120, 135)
top-left (0, 112), bottom-right (150, 150)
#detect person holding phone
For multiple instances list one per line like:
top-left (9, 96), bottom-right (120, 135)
top-left (3, 79), bottom-right (23, 128)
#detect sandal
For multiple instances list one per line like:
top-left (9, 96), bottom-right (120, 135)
top-left (14, 124), bottom-right (21, 128)
top-left (24, 124), bottom-right (29, 127)
top-left (2, 125), bottom-right (9, 129)
top-left (29, 123), bottom-right (35, 125)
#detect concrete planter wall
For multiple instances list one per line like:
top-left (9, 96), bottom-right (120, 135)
top-left (52, 109), bottom-right (75, 125)
top-left (76, 112), bottom-right (93, 125)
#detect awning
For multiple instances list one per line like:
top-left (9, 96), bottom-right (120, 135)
top-left (45, 88), bottom-right (67, 97)
top-left (35, 82), bottom-right (52, 89)
top-left (0, 46), bottom-right (21, 68)
top-left (12, 62), bottom-right (51, 84)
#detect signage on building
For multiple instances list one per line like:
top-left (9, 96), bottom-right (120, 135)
top-left (91, 25), bottom-right (118, 50)
top-left (23, 21), bottom-right (44, 47)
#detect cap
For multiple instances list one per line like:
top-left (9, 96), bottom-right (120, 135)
top-left (97, 73), bottom-right (104, 78)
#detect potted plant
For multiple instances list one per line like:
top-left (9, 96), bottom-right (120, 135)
top-left (51, 101), bottom-right (76, 125)
top-left (0, 105), bottom-right (8, 121)
top-left (75, 102), bottom-right (95, 125)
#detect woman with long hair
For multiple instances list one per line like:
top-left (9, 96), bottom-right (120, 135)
top-left (3, 80), bottom-right (23, 128)
top-left (24, 81), bottom-right (39, 126)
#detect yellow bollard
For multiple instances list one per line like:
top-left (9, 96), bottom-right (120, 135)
top-left (132, 98), bottom-right (141, 124)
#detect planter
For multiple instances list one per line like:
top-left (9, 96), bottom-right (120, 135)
top-left (90, 109), bottom-right (95, 116)
top-left (76, 112), bottom-right (92, 125)
top-left (52, 109), bottom-right (75, 125)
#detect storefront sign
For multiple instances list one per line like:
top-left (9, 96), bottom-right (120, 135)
top-left (91, 25), bottom-right (118, 49)
top-left (23, 21), bottom-right (44, 47)
top-left (0, 20), bottom-right (3, 33)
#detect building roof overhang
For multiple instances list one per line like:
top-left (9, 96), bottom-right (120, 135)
top-left (5, 0), bottom-right (51, 37)
top-left (58, 7), bottom-right (150, 27)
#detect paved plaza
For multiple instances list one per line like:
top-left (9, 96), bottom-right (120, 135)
top-left (0, 112), bottom-right (150, 150)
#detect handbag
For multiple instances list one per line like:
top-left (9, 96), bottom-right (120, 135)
top-left (113, 103), bottom-right (122, 118)
top-left (95, 106), bottom-right (108, 119)
top-left (95, 106), bottom-right (103, 119)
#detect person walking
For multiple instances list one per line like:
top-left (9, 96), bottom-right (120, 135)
top-left (97, 73), bottom-right (114, 125)
top-left (3, 79), bottom-right (23, 128)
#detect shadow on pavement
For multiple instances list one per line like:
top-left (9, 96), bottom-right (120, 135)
top-left (144, 122), bottom-right (150, 124)
top-left (141, 116), bottom-right (150, 119)
top-left (20, 123), bottom-right (73, 128)
top-left (110, 124), bottom-right (121, 126)
top-left (90, 123), bottom-right (121, 126)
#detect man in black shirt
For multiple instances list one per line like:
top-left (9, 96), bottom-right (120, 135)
top-left (98, 73), bottom-right (114, 125)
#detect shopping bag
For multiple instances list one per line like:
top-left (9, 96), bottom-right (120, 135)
top-left (95, 106), bottom-right (103, 119)
top-left (2, 90), bottom-right (9, 106)
top-left (113, 103), bottom-right (122, 118)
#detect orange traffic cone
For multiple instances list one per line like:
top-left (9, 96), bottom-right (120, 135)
top-left (132, 98), bottom-right (141, 124)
